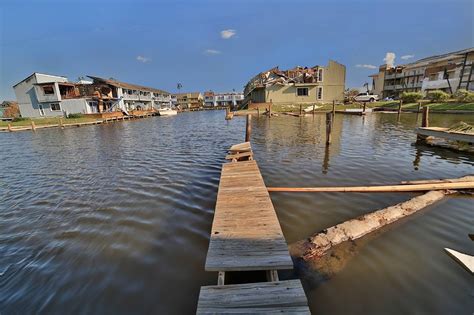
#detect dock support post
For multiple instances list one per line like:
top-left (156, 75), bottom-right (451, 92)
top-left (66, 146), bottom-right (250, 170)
top-left (31, 120), bottom-right (36, 132)
top-left (312, 104), bottom-right (315, 116)
top-left (332, 100), bottom-right (336, 117)
top-left (257, 106), bottom-right (260, 116)
top-left (218, 271), bottom-right (225, 286)
top-left (417, 106), bottom-right (430, 142)
top-left (363, 102), bottom-right (367, 112)
top-left (225, 106), bottom-right (230, 119)
top-left (326, 112), bottom-right (332, 145)
top-left (299, 104), bottom-right (303, 116)
top-left (269, 99), bottom-right (272, 118)
top-left (245, 114), bottom-right (252, 142)
top-left (59, 118), bottom-right (64, 129)
top-left (398, 100), bottom-right (403, 115)
top-left (7, 123), bottom-right (12, 132)
top-left (418, 101), bottom-right (422, 113)
top-left (266, 270), bottom-right (279, 282)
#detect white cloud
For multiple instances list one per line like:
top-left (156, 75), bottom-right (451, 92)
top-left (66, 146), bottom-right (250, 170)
top-left (401, 54), bottom-right (415, 60)
top-left (204, 49), bottom-right (221, 56)
top-left (356, 64), bottom-right (377, 69)
top-left (383, 52), bottom-right (396, 67)
top-left (136, 55), bottom-right (151, 63)
top-left (220, 29), bottom-right (236, 39)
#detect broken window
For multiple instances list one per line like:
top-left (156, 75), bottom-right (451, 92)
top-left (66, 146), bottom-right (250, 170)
top-left (50, 103), bottom-right (61, 111)
top-left (317, 87), bottom-right (323, 100)
top-left (318, 69), bottom-right (323, 82)
top-left (43, 86), bottom-right (54, 95)
top-left (297, 88), bottom-right (309, 96)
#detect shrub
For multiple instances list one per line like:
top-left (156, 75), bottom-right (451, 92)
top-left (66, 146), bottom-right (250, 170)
top-left (400, 92), bottom-right (424, 103)
top-left (454, 89), bottom-right (474, 102)
top-left (12, 117), bottom-right (27, 122)
top-left (425, 90), bottom-right (450, 102)
top-left (67, 113), bottom-right (83, 119)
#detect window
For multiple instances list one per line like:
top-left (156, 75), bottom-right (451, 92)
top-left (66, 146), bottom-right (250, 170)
top-left (297, 88), bottom-right (309, 96)
top-left (50, 103), bottom-right (61, 111)
top-left (318, 69), bottom-right (323, 82)
top-left (317, 87), bottom-right (323, 100)
top-left (43, 86), bottom-right (54, 95)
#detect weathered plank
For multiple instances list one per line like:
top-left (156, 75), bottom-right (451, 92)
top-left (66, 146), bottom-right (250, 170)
top-left (228, 142), bottom-right (251, 153)
top-left (205, 160), bottom-right (293, 271)
top-left (197, 280), bottom-right (310, 314)
top-left (416, 127), bottom-right (474, 143)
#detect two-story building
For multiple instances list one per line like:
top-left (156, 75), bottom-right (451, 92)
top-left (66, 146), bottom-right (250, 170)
top-left (369, 47), bottom-right (474, 98)
top-left (203, 91), bottom-right (244, 108)
top-left (172, 92), bottom-right (203, 110)
top-left (243, 60), bottom-right (346, 106)
top-left (12, 73), bottom-right (172, 118)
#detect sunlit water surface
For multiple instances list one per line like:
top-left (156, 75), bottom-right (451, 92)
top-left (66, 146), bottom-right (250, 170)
top-left (1, 111), bottom-right (473, 314)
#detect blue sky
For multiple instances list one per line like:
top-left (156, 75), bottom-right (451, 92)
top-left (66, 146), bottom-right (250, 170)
top-left (0, 0), bottom-right (472, 100)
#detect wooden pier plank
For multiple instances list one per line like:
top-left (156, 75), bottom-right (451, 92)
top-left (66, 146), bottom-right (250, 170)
top-left (416, 127), bottom-right (474, 143)
top-left (205, 160), bottom-right (293, 271)
top-left (196, 280), bottom-right (310, 314)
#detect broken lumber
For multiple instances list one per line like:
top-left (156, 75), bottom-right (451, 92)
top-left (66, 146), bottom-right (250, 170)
top-left (444, 248), bottom-right (474, 275)
top-left (267, 181), bottom-right (474, 193)
top-left (299, 190), bottom-right (450, 260)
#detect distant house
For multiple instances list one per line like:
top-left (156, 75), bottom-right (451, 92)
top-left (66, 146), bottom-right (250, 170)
top-left (173, 92), bottom-right (203, 109)
top-left (203, 91), bottom-right (244, 108)
top-left (12, 72), bottom-right (171, 118)
top-left (244, 61), bottom-right (346, 106)
top-left (369, 47), bottom-right (474, 98)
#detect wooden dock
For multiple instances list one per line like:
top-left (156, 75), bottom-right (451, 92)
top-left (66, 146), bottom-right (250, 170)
top-left (197, 143), bottom-right (309, 314)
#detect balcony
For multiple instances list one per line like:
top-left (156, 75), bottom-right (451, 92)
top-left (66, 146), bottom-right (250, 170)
top-left (422, 78), bottom-right (459, 91)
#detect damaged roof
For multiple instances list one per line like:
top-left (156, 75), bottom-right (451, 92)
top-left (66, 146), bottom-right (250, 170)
top-left (87, 75), bottom-right (170, 95)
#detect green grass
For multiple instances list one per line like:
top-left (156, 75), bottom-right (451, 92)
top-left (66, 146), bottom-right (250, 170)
top-left (0, 117), bottom-right (100, 127)
top-left (371, 100), bottom-right (474, 112)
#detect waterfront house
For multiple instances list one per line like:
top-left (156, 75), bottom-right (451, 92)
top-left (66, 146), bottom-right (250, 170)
top-left (203, 91), bottom-right (244, 108)
top-left (12, 73), bottom-right (172, 118)
top-left (369, 47), bottom-right (474, 98)
top-left (243, 60), bottom-right (346, 106)
top-left (173, 92), bottom-right (203, 110)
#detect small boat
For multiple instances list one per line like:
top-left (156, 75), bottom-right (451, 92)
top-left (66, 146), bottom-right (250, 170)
top-left (157, 106), bottom-right (178, 116)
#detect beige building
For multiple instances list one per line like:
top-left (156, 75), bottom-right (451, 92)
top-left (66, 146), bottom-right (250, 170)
top-left (172, 92), bottom-right (204, 110)
top-left (369, 47), bottom-right (474, 98)
top-left (244, 60), bottom-right (346, 106)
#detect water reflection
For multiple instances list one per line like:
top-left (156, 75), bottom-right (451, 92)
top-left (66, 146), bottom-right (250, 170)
top-left (0, 111), bottom-right (473, 314)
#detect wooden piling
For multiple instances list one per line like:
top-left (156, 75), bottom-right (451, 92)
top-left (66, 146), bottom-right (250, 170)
top-left (326, 112), bottom-right (332, 145)
top-left (245, 114), bottom-right (252, 142)
top-left (363, 102), bottom-right (367, 112)
top-left (417, 101), bottom-right (422, 113)
top-left (422, 106), bottom-right (429, 127)
top-left (332, 100), bottom-right (336, 117)
top-left (398, 100), bottom-right (403, 115)
top-left (59, 118), bottom-right (64, 128)
top-left (7, 123), bottom-right (13, 132)
top-left (268, 99), bottom-right (272, 118)
top-left (31, 120), bottom-right (36, 131)
top-left (312, 104), bottom-right (315, 116)
top-left (299, 104), bottom-right (303, 116)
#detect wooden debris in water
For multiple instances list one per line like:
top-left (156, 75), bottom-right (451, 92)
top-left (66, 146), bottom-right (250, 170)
top-left (299, 190), bottom-right (450, 260)
top-left (444, 248), bottom-right (474, 275)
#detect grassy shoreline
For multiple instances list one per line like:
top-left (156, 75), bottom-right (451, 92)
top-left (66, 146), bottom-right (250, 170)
top-left (0, 117), bottom-right (101, 127)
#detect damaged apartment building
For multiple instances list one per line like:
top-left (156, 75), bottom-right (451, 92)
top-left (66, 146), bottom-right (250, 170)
top-left (244, 60), bottom-right (346, 106)
top-left (13, 73), bottom-right (172, 118)
top-left (369, 47), bottom-right (474, 98)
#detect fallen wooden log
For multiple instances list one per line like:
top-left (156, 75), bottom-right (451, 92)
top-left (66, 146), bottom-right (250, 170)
top-left (297, 190), bottom-right (451, 260)
top-left (267, 181), bottom-right (474, 193)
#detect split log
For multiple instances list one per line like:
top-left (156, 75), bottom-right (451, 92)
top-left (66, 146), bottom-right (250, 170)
top-left (267, 181), bottom-right (474, 193)
top-left (299, 190), bottom-right (450, 260)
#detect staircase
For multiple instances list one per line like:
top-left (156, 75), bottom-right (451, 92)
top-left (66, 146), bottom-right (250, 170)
top-left (457, 53), bottom-right (473, 91)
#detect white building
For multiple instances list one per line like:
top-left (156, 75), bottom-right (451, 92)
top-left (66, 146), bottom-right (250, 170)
top-left (12, 73), bottom-right (172, 118)
top-left (203, 91), bottom-right (244, 108)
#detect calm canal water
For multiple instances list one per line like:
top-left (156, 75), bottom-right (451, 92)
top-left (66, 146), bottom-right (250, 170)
top-left (1, 111), bottom-right (473, 314)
